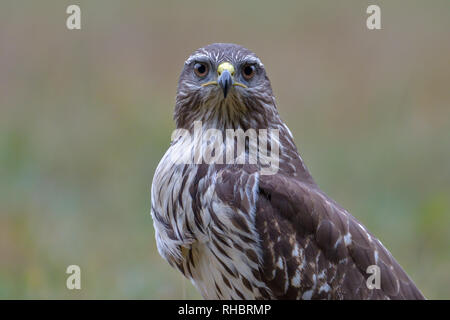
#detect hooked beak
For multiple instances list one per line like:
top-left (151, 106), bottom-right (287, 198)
top-left (217, 62), bottom-right (235, 98)
top-left (201, 61), bottom-right (248, 97)
top-left (218, 69), bottom-right (233, 98)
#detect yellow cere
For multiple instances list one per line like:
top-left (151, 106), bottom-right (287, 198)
top-left (217, 62), bottom-right (235, 76)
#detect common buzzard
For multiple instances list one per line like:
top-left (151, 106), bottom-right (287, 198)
top-left (151, 43), bottom-right (424, 300)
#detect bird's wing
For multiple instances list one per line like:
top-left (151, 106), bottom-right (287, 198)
top-left (255, 173), bottom-right (425, 299)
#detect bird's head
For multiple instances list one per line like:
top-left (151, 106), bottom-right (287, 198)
top-left (174, 43), bottom-right (277, 130)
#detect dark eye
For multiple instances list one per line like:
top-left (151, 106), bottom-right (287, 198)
top-left (242, 64), bottom-right (256, 80)
top-left (194, 62), bottom-right (208, 77)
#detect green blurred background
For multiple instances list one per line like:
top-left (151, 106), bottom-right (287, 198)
top-left (0, 0), bottom-right (449, 299)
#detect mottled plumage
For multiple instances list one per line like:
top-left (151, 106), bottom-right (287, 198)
top-left (151, 43), bottom-right (424, 299)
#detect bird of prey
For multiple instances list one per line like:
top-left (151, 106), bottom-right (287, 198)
top-left (151, 43), bottom-right (424, 300)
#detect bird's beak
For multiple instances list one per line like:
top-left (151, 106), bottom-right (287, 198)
top-left (217, 62), bottom-right (235, 98)
top-left (201, 61), bottom-right (247, 96)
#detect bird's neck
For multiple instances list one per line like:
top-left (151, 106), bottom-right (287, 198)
top-left (173, 97), bottom-right (316, 184)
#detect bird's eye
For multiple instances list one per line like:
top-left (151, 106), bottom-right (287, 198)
top-left (194, 62), bottom-right (208, 77)
top-left (242, 64), bottom-right (256, 80)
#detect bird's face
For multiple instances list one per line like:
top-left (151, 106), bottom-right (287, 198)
top-left (183, 51), bottom-right (264, 99)
top-left (175, 43), bottom-right (275, 129)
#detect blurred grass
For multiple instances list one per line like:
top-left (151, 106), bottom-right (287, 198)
top-left (0, 0), bottom-right (449, 299)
